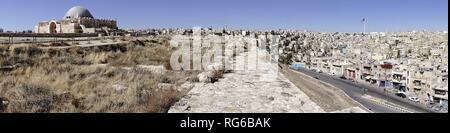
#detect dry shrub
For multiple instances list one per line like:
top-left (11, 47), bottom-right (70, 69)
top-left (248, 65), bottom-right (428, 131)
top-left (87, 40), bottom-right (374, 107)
top-left (85, 52), bottom-right (112, 64)
top-left (4, 84), bottom-right (56, 113)
top-left (146, 89), bottom-right (182, 113)
top-left (187, 75), bottom-right (199, 82)
top-left (49, 41), bottom-right (70, 47)
top-left (211, 69), bottom-right (224, 83)
top-left (0, 45), bottom-right (10, 55)
top-left (109, 43), bottom-right (171, 66)
top-left (131, 40), bottom-right (146, 46)
top-left (0, 37), bottom-right (199, 113)
top-left (163, 59), bottom-right (172, 70)
top-left (67, 46), bottom-right (85, 55)
top-left (160, 76), bottom-right (173, 84)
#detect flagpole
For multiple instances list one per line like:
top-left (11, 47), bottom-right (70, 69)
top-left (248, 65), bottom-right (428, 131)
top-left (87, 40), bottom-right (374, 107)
top-left (364, 22), bottom-right (366, 34)
top-left (362, 18), bottom-right (366, 35)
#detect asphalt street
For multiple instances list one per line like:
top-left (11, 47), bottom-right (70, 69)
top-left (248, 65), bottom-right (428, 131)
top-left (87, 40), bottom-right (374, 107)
top-left (293, 68), bottom-right (435, 113)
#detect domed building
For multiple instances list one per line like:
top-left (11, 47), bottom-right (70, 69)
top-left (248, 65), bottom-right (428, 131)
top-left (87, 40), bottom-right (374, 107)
top-left (35, 6), bottom-right (118, 34)
top-left (63, 6), bottom-right (94, 19)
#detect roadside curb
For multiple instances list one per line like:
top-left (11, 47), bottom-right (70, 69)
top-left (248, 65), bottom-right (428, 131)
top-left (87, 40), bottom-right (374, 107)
top-left (288, 68), bottom-right (373, 113)
top-left (363, 95), bottom-right (414, 113)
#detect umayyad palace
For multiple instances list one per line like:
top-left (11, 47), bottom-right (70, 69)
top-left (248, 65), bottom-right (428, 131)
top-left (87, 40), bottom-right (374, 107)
top-left (35, 6), bottom-right (117, 34)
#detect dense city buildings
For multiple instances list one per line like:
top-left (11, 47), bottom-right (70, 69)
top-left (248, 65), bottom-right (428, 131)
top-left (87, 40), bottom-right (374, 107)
top-left (276, 31), bottom-right (448, 108)
top-left (136, 28), bottom-right (448, 111)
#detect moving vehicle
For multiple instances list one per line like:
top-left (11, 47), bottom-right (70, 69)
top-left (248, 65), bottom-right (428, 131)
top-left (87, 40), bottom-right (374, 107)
top-left (317, 69), bottom-right (322, 73)
top-left (310, 68), bottom-right (322, 73)
top-left (408, 97), bottom-right (420, 102)
top-left (395, 92), bottom-right (407, 98)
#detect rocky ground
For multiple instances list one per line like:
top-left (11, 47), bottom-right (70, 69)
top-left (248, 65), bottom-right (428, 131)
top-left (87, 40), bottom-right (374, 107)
top-left (169, 49), bottom-right (325, 113)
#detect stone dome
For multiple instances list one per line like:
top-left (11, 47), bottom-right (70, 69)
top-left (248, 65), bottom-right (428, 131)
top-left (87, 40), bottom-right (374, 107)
top-left (63, 6), bottom-right (94, 19)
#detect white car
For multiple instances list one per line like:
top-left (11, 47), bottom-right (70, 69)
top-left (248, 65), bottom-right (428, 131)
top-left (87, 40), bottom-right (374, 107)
top-left (408, 97), bottom-right (420, 102)
top-left (317, 69), bottom-right (322, 73)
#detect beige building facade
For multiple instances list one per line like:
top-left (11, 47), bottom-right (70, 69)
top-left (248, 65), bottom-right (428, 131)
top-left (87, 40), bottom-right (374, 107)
top-left (35, 6), bottom-right (117, 34)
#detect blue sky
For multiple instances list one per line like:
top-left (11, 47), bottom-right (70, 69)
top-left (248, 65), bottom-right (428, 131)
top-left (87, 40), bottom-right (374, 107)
top-left (0, 0), bottom-right (447, 32)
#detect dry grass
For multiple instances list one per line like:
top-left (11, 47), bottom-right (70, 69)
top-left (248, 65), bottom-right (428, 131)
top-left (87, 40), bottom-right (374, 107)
top-left (49, 42), bottom-right (71, 47)
top-left (0, 37), bottom-right (197, 113)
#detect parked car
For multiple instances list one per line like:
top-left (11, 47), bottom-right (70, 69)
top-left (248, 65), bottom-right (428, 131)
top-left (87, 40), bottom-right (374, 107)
top-left (408, 97), bottom-right (420, 102)
top-left (426, 102), bottom-right (436, 108)
top-left (339, 76), bottom-right (347, 80)
top-left (395, 92), bottom-right (407, 98)
top-left (432, 105), bottom-right (443, 111)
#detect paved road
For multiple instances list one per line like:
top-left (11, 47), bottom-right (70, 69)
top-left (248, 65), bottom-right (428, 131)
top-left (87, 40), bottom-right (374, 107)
top-left (293, 68), bottom-right (435, 113)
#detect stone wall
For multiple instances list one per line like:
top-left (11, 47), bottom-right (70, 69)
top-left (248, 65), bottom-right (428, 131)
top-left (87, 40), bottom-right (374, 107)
top-left (35, 18), bottom-right (117, 33)
top-left (60, 23), bottom-right (77, 33)
top-left (80, 18), bottom-right (117, 29)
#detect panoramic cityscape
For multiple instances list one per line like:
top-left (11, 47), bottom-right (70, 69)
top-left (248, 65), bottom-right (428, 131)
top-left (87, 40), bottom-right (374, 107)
top-left (0, 0), bottom-right (448, 114)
